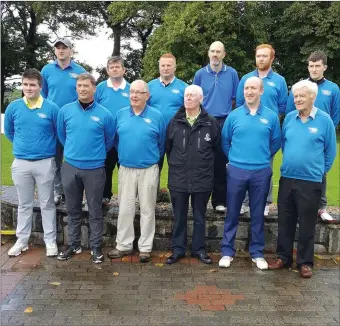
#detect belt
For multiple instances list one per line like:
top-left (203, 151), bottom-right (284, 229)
top-left (25, 157), bottom-right (53, 162)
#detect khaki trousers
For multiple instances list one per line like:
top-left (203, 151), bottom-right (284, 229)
top-left (116, 164), bottom-right (159, 252)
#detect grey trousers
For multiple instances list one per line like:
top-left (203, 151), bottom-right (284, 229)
top-left (54, 141), bottom-right (64, 196)
top-left (61, 162), bottom-right (106, 249)
top-left (319, 174), bottom-right (327, 209)
top-left (11, 158), bottom-right (57, 245)
top-left (243, 158), bottom-right (273, 206)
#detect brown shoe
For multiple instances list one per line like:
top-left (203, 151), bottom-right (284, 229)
top-left (139, 252), bottom-right (151, 263)
top-left (107, 248), bottom-right (133, 259)
top-left (300, 264), bottom-right (312, 278)
top-left (268, 258), bottom-right (285, 270)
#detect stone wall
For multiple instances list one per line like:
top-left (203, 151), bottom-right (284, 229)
top-left (1, 186), bottom-right (339, 254)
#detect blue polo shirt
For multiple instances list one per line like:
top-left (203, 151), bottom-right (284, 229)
top-left (285, 79), bottom-right (340, 127)
top-left (41, 60), bottom-right (86, 108)
top-left (281, 108), bottom-right (337, 183)
top-left (221, 103), bottom-right (281, 170)
top-left (236, 69), bottom-right (288, 115)
top-left (193, 64), bottom-right (239, 118)
top-left (4, 98), bottom-right (59, 159)
top-left (148, 77), bottom-right (188, 126)
top-left (116, 105), bottom-right (166, 168)
top-left (57, 100), bottom-right (116, 169)
top-left (94, 79), bottom-right (130, 117)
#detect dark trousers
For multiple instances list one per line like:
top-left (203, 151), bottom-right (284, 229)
top-left (103, 147), bottom-right (119, 199)
top-left (61, 162), bottom-right (106, 249)
top-left (277, 177), bottom-right (322, 268)
top-left (170, 191), bottom-right (211, 255)
top-left (221, 165), bottom-right (272, 258)
top-left (211, 117), bottom-right (227, 208)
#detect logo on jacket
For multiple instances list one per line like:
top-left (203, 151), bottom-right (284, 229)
top-left (90, 116), bottom-right (100, 122)
top-left (308, 127), bottom-right (318, 134)
top-left (321, 89), bottom-right (331, 96)
top-left (260, 118), bottom-right (269, 124)
top-left (267, 81), bottom-right (276, 87)
top-left (171, 89), bottom-right (180, 94)
top-left (204, 133), bottom-right (211, 142)
top-left (69, 73), bottom-right (78, 78)
top-left (37, 113), bottom-right (47, 119)
top-left (121, 92), bottom-right (129, 97)
top-left (143, 118), bottom-right (152, 124)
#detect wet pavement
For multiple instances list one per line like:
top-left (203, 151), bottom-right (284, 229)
top-left (1, 239), bottom-right (339, 325)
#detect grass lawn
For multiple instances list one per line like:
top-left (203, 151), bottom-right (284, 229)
top-left (1, 134), bottom-right (339, 206)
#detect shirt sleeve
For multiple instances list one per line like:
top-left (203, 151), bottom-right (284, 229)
top-left (285, 91), bottom-right (296, 114)
top-left (192, 71), bottom-right (200, 86)
top-left (41, 67), bottom-right (48, 98)
top-left (232, 70), bottom-right (240, 100)
top-left (56, 108), bottom-right (66, 146)
top-left (165, 120), bottom-right (174, 157)
top-left (4, 103), bottom-right (14, 142)
top-left (51, 103), bottom-right (60, 139)
top-left (278, 78), bottom-right (288, 115)
top-left (221, 115), bottom-right (232, 158)
top-left (330, 85), bottom-right (340, 127)
top-left (158, 114), bottom-right (166, 157)
top-left (324, 118), bottom-right (337, 173)
top-left (270, 115), bottom-right (282, 156)
top-left (236, 77), bottom-right (245, 108)
top-left (281, 116), bottom-right (288, 153)
top-left (104, 113), bottom-right (116, 152)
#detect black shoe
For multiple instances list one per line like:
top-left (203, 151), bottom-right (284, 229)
top-left (166, 253), bottom-right (185, 265)
top-left (91, 248), bottom-right (104, 264)
top-left (191, 253), bottom-right (212, 264)
top-left (57, 245), bottom-right (82, 261)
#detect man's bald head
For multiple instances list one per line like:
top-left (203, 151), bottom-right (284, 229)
top-left (244, 76), bottom-right (264, 107)
top-left (244, 76), bottom-right (264, 90)
top-left (208, 41), bottom-right (226, 69)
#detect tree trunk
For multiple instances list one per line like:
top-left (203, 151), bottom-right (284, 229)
top-left (112, 24), bottom-right (121, 56)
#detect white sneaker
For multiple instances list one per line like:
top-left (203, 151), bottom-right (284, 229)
top-left (319, 209), bottom-right (336, 223)
top-left (8, 242), bottom-right (29, 257)
top-left (240, 205), bottom-right (249, 215)
top-left (264, 205), bottom-right (270, 217)
top-left (215, 205), bottom-right (226, 213)
top-left (54, 195), bottom-right (63, 205)
top-left (219, 256), bottom-right (233, 268)
top-left (46, 243), bottom-right (58, 257)
top-left (252, 257), bottom-right (268, 270)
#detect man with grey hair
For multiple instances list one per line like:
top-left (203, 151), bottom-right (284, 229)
top-left (41, 37), bottom-right (87, 206)
top-left (269, 80), bottom-right (336, 278)
top-left (193, 41), bottom-right (239, 213)
top-left (107, 80), bottom-right (166, 263)
top-left (95, 56), bottom-right (130, 205)
top-left (57, 73), bottom-right (116, 263)
top-left (165, 85), bottom-right (220, 265)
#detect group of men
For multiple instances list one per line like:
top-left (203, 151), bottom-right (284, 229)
top-left (4, 37), bottom-right (338, 278)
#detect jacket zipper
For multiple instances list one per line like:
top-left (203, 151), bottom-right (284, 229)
top-left (183, 129), bottom-right (186, 148)
top-left (198, 131), bottom-right (201, 149)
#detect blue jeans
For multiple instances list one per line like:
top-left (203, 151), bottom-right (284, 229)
top-left (221, 165), bottom-right (272, 258)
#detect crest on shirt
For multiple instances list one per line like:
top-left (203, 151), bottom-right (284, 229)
top-left (267, 81), bottom-right (276, 87)
top-left (69, 73), bottom-right (78, 78)
top-left (171, 89), bottom-right (180, 94)
top-left (37, 113), bottom-right (47, 119)
top-left (321, 89), bottom-right (331, 96)
top-left (90, 116), bottom-right (100, 122)
top-left (143, 118), bottom-right (152, 124)
top-left (260, 118), bottom-right (269, 124)
top-left (204, 133), bottom-right (211, 142)
top-left (308, 127), bottom-right (318, 134)
top-left (121, 92), bottom-right (129, 97)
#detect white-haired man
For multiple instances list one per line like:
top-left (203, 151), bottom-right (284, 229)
top-left (270, 80), bottom-right (336, 278)
top-left (166, 85), bottom-right (220, 264)
top-left (107, 80), bottom-right (166, 263)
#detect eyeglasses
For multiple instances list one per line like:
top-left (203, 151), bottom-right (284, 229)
top-left (130, 90), bottom-right (148, 96)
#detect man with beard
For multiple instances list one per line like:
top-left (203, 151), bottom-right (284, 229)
top-left (285, 51), bottom-right (339, 223)
top-left (236, 44), bottom-right (288, 217)
top-left (95, 56), bottom-right (130, 205)
top-left (193, 41), bottom-right (239, 213)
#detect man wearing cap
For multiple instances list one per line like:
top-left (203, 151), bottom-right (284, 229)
top-left (41, 37), bottom-right (86, 206)
top-left (193, 41), bottom-right (239, 213)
